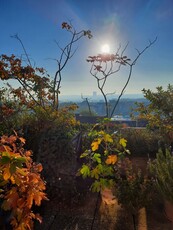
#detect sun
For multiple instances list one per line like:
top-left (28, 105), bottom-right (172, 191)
top-left (101, 44), bottom-right (110, 53)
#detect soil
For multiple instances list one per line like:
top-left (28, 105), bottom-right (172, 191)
top-left (34, 157), bottom-right (173, 230)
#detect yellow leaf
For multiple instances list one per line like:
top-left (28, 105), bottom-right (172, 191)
top-left (105, 155), bottom-right (117, 165)
top-left (10, 175), bottom-right (15, 184)
top-left (91, 139), bottom-right (101, 151)
top-left (16, 168), bottom-right (27, 176)
top-left (119, 138), bottom-right (127, 147)
top-left (104, 134), bottom-right (113, 143)
top-left (3, 166), bottom-right (11, 180)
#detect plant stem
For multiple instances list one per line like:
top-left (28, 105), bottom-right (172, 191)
top-left (132, 214), bottom-right (137, 230)
top-left (90, 192), bottom-right (100, 230)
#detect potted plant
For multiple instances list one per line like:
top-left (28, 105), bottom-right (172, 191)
top-left (149, 148), bottom-right (173, 222)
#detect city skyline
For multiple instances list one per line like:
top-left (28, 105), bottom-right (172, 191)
top-left (1, 0), bottom-right (173, 97)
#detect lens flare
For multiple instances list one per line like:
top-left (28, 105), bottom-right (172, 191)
top-left (101, 44), bottom-right (110, 53)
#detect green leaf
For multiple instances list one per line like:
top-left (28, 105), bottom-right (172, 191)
top-left (80, 152), bottom-right (89, 158)
top-left (91, 167), bottom-right (100, 179)
top-left (15, 157), bottom-right (26, 163)
top-left (80, 165), bottom-right (90, 178)
top-left (91, 181), bottom-right (101, 192)
top-left (97, 164), bottom-right (104, 173)
top-left (100, 178), bottom-right (108, 188)
top-left (93, 153), bottom-right (101, 163)
top-left (0, 156), bottom-right (11, 164)
top-left (10, 164), bottom-right (16, 174)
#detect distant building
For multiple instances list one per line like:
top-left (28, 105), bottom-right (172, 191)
top-left (75, 114), bottom-right (147, 127)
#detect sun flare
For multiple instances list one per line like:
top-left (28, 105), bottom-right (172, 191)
top-left (101, 44), bottom-right (110, 53)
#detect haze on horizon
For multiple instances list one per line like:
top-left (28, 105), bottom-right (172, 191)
top-left (1, 0), bottom-right (173, 97)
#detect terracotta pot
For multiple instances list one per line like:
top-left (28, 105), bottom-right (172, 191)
top-left (164, 200), bottom-right (173, 222)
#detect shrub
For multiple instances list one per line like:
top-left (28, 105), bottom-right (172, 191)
top-left (115, 158), bottom-right (153, 214)
top-left (79, 119), bottom-right (129, 192)
top-left (149, 148), bottom-right (173, 203)
top-left (121, 128), bottom-right (160, 157)
top-left (0, 132), bottom-right (48, 229)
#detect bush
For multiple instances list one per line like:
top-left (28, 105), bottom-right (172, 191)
top-left (115, 158), bottom-right (153, 214)
top-left (0, 133), bottom-right (48, 229)
top-left (121, 128), bottom-right (160, 157)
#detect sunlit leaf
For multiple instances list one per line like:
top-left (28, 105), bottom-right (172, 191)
top-left (119, 138), bottom-right (127, 147)
top-left (103, 134), bottom-right (113, 143)
top-left (10, 175), bottom-right (15, 184)
top-left (34, 163), bottom-right (43, 172)
top-left (91, 138), bottom-right (101, 151)
top-left (16, 167), bottom-right (27, 176)
top-left (80, 152), bottom-right (89, 158)
top-left (105, 155), bottom-right (117, 165)
top-left (27, 194), bottom-right (34, 209)
top-left (80, 165), bottom-right (90, 178)
top-left (0, 155), bottom-right (11, 164)
top-left (16, 157), bottom-right (26, 163)
top-left (3, 166), bottom-right (11, 180)
top-left (93, 153), bottom-right (101, 163)
top-left (91, 167), bottom-right (100, 179)
top-left (19, 137), bottom-right (26, 144)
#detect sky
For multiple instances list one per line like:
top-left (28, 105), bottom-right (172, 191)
top-left (0, 0), bottom-right (173, 97)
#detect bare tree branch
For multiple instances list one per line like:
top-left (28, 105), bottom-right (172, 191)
top-left (87, 37), bottom-right (157, 118)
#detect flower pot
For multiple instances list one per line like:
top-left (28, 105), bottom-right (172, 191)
top-left (164, 200), bottom-right (173, 222)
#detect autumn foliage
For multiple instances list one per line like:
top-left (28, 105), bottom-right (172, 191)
top-left (0, 132), bottom-right (48, 230)
top-left (79, 119), bottom-right (129, 192)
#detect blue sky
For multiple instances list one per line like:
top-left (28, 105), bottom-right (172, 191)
top-left (1, 0), bottom-right (173, 96)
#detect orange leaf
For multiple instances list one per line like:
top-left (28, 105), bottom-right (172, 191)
top-left (34, 163), bottom-right (43, 172)
top-left (19, 137), bottom-right (26, 144)
top-left (91, 139), bottom-right (101, 151)
top-left (33, 193), bottom-right (42, 206)
top-left (3, 166), bottom-right (11, 180)
top-left (3, 145), bottom-right (12, 153)
top-left (17, 198), bottom-right (26, 209)
top-left (0, 145), bottom-right (5, 152)
top-left (35, 213), bottom-right (42, 223)
top-left (25, 150), bottom-right (32, 157)
top-left (10, 175), bottom-right (15, 184)
top-left (105, 155), bottom-right (117, 165)
top-left (27, 194), bottom-right (34, 209)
